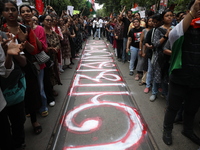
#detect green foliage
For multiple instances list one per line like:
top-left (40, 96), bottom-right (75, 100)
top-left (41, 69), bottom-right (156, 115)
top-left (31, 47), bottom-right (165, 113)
top-left (168, 0), bottom-right (191, 12)
top-left (50, 0), bottom-right (71, 15)
top-left (49, 0), bottom-right (193, 17)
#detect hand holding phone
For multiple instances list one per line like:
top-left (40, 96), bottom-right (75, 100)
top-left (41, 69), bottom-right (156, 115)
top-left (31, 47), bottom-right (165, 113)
top-left (18, 25), bottom-right (28, 42)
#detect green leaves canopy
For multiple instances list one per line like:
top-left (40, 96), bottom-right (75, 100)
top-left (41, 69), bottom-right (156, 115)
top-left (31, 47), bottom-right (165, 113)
top-left (49, 0), bottom-right (192, 17)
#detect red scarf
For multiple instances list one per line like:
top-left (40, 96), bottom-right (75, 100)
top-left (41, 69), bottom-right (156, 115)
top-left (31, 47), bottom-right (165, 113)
top-left (54, 25), bottom-right (59, 35)
top-left (190, 18), bottom-right (200, 28)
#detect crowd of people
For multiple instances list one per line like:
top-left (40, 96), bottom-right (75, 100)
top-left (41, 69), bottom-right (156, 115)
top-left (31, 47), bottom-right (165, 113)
top-left (0, 0), bottom-right (200, 149)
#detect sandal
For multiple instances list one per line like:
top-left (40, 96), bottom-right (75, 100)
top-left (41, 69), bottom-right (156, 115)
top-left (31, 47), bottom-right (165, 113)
top-left (139, 82), bottom-right (145, 86)
top-left (41, 111), bottom-right (48, 117)
top-left (33, 123), bottom-right (42, 135)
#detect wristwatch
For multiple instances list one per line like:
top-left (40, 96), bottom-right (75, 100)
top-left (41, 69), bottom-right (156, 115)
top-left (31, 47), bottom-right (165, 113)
top-left (163, 35), bottom-right (168, 39)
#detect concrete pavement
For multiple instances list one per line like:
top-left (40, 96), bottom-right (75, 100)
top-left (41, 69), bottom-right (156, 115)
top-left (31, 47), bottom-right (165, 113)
top-left (24, 37), bottom-right (200, 150)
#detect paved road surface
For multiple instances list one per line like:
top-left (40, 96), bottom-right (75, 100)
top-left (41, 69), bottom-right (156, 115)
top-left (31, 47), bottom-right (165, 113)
top-left (24, 37), bottom-right (200, 150)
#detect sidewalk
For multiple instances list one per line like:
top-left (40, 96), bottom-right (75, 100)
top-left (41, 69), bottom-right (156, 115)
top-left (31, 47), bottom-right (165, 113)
top-left (24, 37), bottom-right (200, 150)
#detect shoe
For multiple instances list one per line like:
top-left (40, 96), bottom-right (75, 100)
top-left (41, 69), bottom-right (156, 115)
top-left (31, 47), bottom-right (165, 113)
top-left (41, 111), bottom-right (48, 117)
top-left (62, 65), bottom-right (68, 70)
top-left (70, 62), bottom-right (74, 65)
top-left (161, 94), bottom-right (166, 100)
top-left (59, 69), bottom-right (64, 73)
top-left (93, 37), bottom-right (95, 39)
top-left (67, 65), bottom-right (72, 69)
top-left (144, 87), bottom-right (150, 94)
top-left (182, 130), bottom-right (200, 145)
top-left (49, 101), bottom-right (55, 107)
top-left (26, 114), bottom-right (30, 117)
top-left (139, 82), bottom-right (145, 86)
top-left (118, 58), bottom-right (122, 62)
top-left (150, 94), bottom-right (157, 102)
top-left (158, 88), bottom-right (163, 93)
top-left (32, 122), bottom-right (42, 135)
top-left (99, 38), bottom-right (100, 40)
top-left (134, 74), bottom-right (139, 81)
top-left (129, 71), bottom-right (134, 76)
top-left (163, 130), bottom-right (172, 145)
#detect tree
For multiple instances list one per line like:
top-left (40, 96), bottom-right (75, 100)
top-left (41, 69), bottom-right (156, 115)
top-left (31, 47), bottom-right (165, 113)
top-left (50, 0), bottom-right (71, 15)
top-left (49, 0), bottom-right (192, 17)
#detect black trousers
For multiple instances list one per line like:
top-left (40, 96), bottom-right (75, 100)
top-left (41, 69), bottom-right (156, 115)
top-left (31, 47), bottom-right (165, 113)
top-left (116, 39), bottom-right (123, 59)
top-left (92, 27), bottom-right (96, 37)
top-left (163, 80), bottom-right (200, 132)
top-left (44, 67), bottom-right (55, 104)
top-left (0, 101), bottom-right (26, 150)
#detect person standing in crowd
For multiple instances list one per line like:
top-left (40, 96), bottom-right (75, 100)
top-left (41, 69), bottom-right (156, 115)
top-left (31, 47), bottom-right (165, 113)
top-left (0, 31), bottom-right (26, 150)
top-left (87, 18), bottom-right (92, 36)
top-left (138, 17), bottom-right (154, 86)
top-left (163, 0), bottom-right (200, 146)
top-left (126, 18), bottom-right (144, 77)
top-left (114, 16), bottom-right (124, 61)
top-left (92, 18), bottom-right (97, 39)
top-left (19, 4), bottom-right (49, 136)
top-left (41, 14), bottom-right (62, 97)
top-left (51, 15), bottom-right (64, 73)
top-left (128, 12), bottom-right (146, 32)
top-left (93, 18), bottom-right (100, 40)
top-left (0, 1), bottom-right (35, 149)
top-left (105, 20), bottom-right (113, 44)
top-left (98, 17), bottom-right (103, 39)
top-left (67, 17), bottom-right (76, 64)
top-left (143, 13), bottom-right (163, 94)
top-left (149, 10), bottom-right (173, 102)
top-left (1, 0), bottom-right (43, 140)
top-left (119, 6), bottom-right (134, 63)
top-left (59, 17), bottom-right (72, 70)
top-left (74, 17), bottom-right (83, 55)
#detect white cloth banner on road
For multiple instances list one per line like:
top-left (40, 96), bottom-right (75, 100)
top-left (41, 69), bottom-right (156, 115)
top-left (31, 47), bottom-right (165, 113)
top-left (67, 6), bottom-right (74, 16)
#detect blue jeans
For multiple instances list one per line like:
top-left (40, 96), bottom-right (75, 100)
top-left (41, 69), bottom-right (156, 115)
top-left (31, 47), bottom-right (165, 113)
top-left (94, 28), bottom-right (100, 38)
top-left (38, 69), bottom-right (48, 112)
top-left (129, 46), bottom-right (139, 71)
top-left (122, 38), bottom-right (128, 61)
top-left (146, 58), bottom-right (153, 88)
top-left (152, 80), bottom-right (168, 96)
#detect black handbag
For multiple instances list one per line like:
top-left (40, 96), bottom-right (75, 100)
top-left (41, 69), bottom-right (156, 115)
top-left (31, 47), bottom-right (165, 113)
top-left (34, 51), bottom-right (50, 64)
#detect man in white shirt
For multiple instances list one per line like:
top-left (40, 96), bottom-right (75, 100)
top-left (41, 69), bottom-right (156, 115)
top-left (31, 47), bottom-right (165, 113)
top-left (92, 18), bottom-right (97, 39)
top-left (98, 17), bottom-right (103, 39)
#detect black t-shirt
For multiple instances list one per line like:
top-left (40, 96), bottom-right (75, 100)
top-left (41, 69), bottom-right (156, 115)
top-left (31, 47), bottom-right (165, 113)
top-left (128, 27), bottom-right (144, 48)
top-left (122, 17), bottom-right (131, 38)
